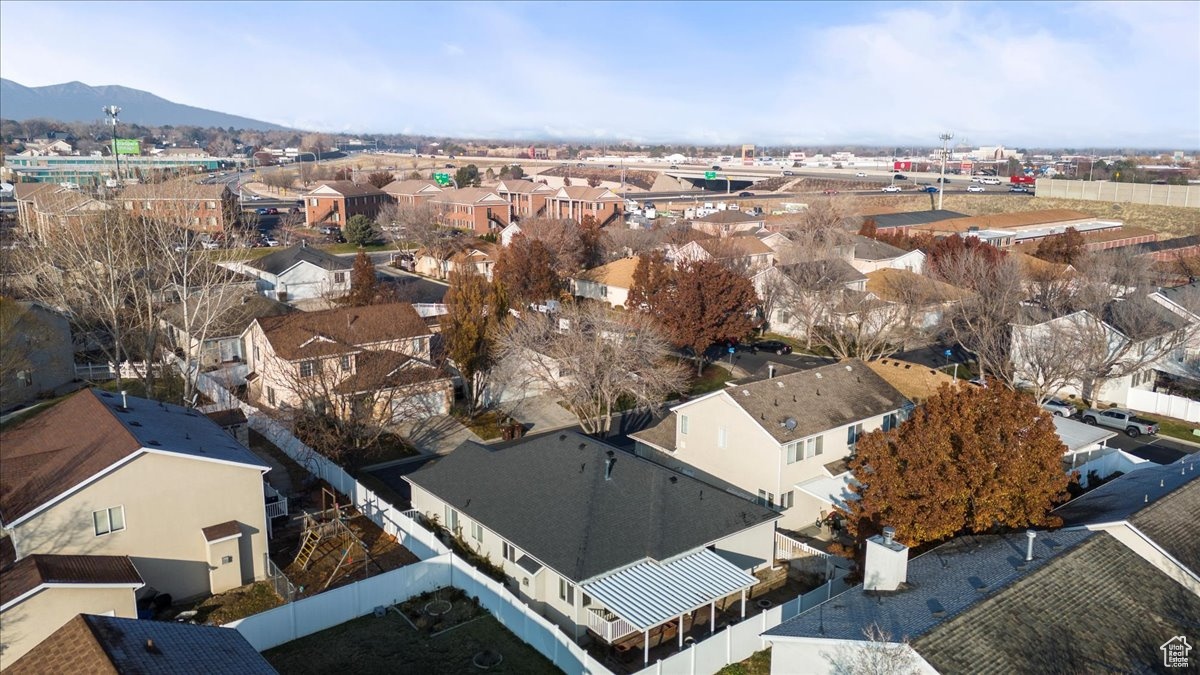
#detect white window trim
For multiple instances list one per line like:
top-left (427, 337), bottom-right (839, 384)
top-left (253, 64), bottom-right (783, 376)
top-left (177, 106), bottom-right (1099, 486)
top-left (93, 505), bottom-right (126, 537)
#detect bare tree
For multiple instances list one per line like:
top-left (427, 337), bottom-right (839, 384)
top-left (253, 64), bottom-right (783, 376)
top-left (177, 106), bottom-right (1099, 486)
top-left (495, 303), bottom-right (686, 435)
top-left (825, 623), bottom-right (922, 675)
top-left (814, 290), bottom-right (909, 361)
top-left (936, 252), bottom-right (1026, 385)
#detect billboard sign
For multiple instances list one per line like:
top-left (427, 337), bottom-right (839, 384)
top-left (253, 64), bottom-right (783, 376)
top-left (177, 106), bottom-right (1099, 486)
top-left (893, 161), bottom-right (912, 171)
top-left (113, 138), bottom-right (141, 155)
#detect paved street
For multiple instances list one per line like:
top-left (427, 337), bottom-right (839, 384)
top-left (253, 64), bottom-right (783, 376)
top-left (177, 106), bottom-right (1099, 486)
top-left (1106, 431), bottom-right (1197, 465)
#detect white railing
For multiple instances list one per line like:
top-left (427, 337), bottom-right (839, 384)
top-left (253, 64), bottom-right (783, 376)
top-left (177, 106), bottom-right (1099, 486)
top-left (75, 361), bottom-right (154, 381)
top-left (264, 483), bottom-right (288, 520)
top-left (774, 531), bottom-right (830, 561)
top-left (587, 606), bottom-right (638, 643)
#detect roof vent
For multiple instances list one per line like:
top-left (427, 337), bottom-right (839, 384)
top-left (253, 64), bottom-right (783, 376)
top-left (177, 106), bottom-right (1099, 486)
top-left (120, 390), bottom-right (128, 409)
top-left (146, 638), bottom-right (160, 654)
top-left (668, 476), bottom-right (678, 484)
top-left (776, 381), bottom-right (784, 388)
top-left (742, 390), bottom-right (750, 396)
top-left (147, 440), bottom-right (160, 446)
top-left (579, 443), bottom-right (587, 451)
top-left (604, 455), bottom-right (617, 481)
top-left (927, 598), bottom-right (946, 617)
top-left (845, 365), bottom-right (852, 371)
top-left (1025, 530), bottom-right (1036, 562)
top-left (815, 372), bottom-right (823, 379)
top-left (783, 418), bottom-right (797, 431)
top-left (129, 421), bottom-right (142, 427)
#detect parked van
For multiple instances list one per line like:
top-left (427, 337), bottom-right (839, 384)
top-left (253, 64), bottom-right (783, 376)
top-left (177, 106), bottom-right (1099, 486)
top-left (981, 177), bottom-right (1002, 185)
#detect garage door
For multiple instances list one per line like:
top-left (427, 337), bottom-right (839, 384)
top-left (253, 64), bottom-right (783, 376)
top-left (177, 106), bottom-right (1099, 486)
top-left (391, 391), bottom-right (449, 422)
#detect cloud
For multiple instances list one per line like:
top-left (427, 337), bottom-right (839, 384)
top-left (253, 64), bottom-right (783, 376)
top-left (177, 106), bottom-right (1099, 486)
top-left (0, 1), bottom-right (1195, 147)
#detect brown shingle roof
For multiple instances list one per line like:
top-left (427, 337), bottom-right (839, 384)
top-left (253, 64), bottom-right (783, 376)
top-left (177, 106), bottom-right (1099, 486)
top-left (382, 179), bottom-right (441, 196)
top-left (711, 359), bottom-right (911, 442)
top-left (557, 186), bottom-right (622, 202)
top-left (914, 209), bottom-right (1095, 234)
top-left (201, 520), bottom-right (242, 542)
top-left (695, 237), bottom-right (772, 258)
top-left (120, 181), bottom-right (230, 200)
top-left (161, 290), bottom-right (294, 338)
top-left (12, 182), bottom-right (59, 201)
top-left (496, 179), bottom-right (555, 194)
top-left (1, 554), bottom-right (142, 608)
top-left (429, 187), bottom-right (508, 206)
top-left (866, 268), bottom-right (971, 304)
top-left (331, 351), bottom-right (448, 395)
top-left (5, 615), bottom-right (119, 675)
top-left (306, 180), bottom-right (386, 198)
top-left (254, 303), bottom-right (430, 360)
top-left (865, 358), bottom-right (960, 403)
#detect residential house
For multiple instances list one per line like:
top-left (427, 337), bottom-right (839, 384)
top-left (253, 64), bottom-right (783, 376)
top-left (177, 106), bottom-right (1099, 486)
top-left (0, 299), bottom-right (75, 410)
top-left (405, 431), bottom-right (780, 665)
top-left (161, 290), bottom-right (293, 368)
top-left (6, 613), bottom-right (276, 674)
top-left (630, 360), bottom-right (911, 532)
top-left (0, 390), bottom-right (272, 609)
top-left (752, 258), bottom-right (867, 338)
top-left (429, 187), bottom-right (511, 235)
top-left (570, 256), bottom-right (640, 309)
top-left (495, 179), bottom-right (556, 220)
top-left (242, 302), bottom-right (451, 420)
top-left (381, 178), bottom-right (443, 207)
top-left (302, 181), bottom-right (388, 227)
top-left (690, 210), bottom-right (766, 237)
top-left (847, 234), bottom-right (926, 274)
top-left (414, 241), bottom-right (498, 281)
top-left (865, 268), bottom-right (971, 332)
top-left (1151, 281), bottom-right (1200, 380)
top-left (16, 139), bottom-right (74, 157)
top-left (14, 184), bottom-right (109, 236)
top-left (545, 186), bottom-right (623, 225)
top-left (498, 221), bottom-right (523, 247)
top-left (0, 554), bottom-right (144, 669)
top-left (672, 236), bottom-right (775, 274)
top-left (1010, 297), bottom-right (1191, 406)
top-left (231, 243), bottom-right (353, 302)
top-left (119, 182), bottom-right (238, 234)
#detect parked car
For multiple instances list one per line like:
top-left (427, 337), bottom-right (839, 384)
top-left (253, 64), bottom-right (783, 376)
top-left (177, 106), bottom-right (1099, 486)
top-left (264, 237), bottom-right (281, 247)
top-left (325, 233), bottom-right (347, 244)
top-left (751, 340), bottom-right (792, 355)
top-left (823, 189), bottom-right (839, 195)
top-left (201, 240), bottom-right (221, 250)
top-left (445, 163), bottom-right (455, 168)
top-left (782, 170), bottom-right (795, 176)
top-left (319, 225), bottom-right (341, 236)
top-left (712, 165), bottom-right (721, 170)
top-left (893, 173), bottom-right (908, 180)
top-left (968, 377), bottom-right (988, 388)
top-left (882, 185), bottom-right (903, 193)
top-left (738, 191), bottom-right (753, 197)
top-left (967, 185), bottom-right (985, 193)
top-left (937, 177), bottom-right (951, 183)
top-left (970, 176), bottom-right (982, 183)
top-left (1041, 398), bottom-right (1075, 417)
top-left (1082, 408), bottom-right (1158, 437)
top-left (265, 207), bottom-right (279, 215)
top-left (670, 164), bottom-right (679, 169)
top-left (855, 172), bottom-right (868, 177)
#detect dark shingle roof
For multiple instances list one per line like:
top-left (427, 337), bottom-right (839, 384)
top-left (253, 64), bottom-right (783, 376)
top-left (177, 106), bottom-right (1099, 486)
top-left (306, 180), bottom-right (386, 198)
top-left (777, 258), bottom-right (867, 289)
top-left (246, 245), bottom-right (353, 275)
top-left (1119, 233), bottom-right (1200, 255)
top-left (1054, 453), bottom-right (1199, 526)
top-left (764, 529), bottom-right (1095, 642)
top-left (254, 302), bottom-right (431, 360)
top-left (1128, 475), bottom-right (1200, 574)
top-left (406, 431), bottom-right (778, 582)
top-left (714, 359), bottom-right (910, 443)
top-left (850, 234), bottom-right (912, 260)
top-left (201, 520), bottom-right (242, 542)
top-left (1158, 281), bottom-right (1200, 315)
top-left (1, 389), bottom-right (267, 524)
top-left (1, 554), bottom-right (142, 608)
top-left (627, 413), bottom-right (678, 452)
top-left (161, 291), bottom-right (293, 338)
top-left (860, 209), bottom-right (968, 229)
top-left (695, 210), bottom-right (762, 224)
top-left (913, 534), bottom-right (1200, 675)
top-left (7, 614), bottom-right (277, 674)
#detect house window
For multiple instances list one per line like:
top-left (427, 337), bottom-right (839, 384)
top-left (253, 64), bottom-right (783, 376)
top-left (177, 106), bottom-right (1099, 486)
top-left (679, 415), bottom-right (688, 435)
top-left (756, 490), bottom-right (774, 508)
top-left (502, 542), bottom-right (518, 562)
top-left (445, 506), bottom-right (459, 532)
top-left (334, 272), bottom-right (346, 284)
top-left (781, 491), bottom-right (794, 510)
top-left (847, 423), bottom-right (864, 448)
top-left (471, 521), bottom-right (483, 542)
top-left (299, 360), bottom-right (316, 378)
top-left (413, 336), bottom-right (428, 354)
top-left (559, 578), bottom-right (574, 605)
top-left (16, 370), bottom-right (32, 388)
top-left (717, 426), bottom-right (727, 448)
top-left (207, 200), bottom-right (217, 209)
top-left (340, 354), bottom-right (352, 372)
top-left (123, 201), bottom-right (133, 210)
top-left (787, 436), bottom-right (823, 463)
top-left (267, 387), bottom-right (276, 405)
top-left (882, 413), bottom-right (898, 432)
top-left (93, 506), bottom-right (125, 536)
top-left (310, 198), bottom-right (318, 206)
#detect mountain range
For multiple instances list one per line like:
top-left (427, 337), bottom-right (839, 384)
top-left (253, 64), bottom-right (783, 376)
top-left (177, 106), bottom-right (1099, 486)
top-left (0, 79), bottom-right (288, 131)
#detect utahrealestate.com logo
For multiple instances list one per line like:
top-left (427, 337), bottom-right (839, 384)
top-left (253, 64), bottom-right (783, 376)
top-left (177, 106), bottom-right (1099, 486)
top-left (1162, 636), bottom-right (1192, 668)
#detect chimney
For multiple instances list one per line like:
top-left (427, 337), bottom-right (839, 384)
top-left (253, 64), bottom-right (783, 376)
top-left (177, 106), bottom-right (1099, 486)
top-left (864, 526), bottom-right (908, 592)
top-left (1025, 530), bottom-right (1036, 562)
top-left (120, 390), bottom-right (128, 409)
top-left (604, 450), bottom-right (616, 481)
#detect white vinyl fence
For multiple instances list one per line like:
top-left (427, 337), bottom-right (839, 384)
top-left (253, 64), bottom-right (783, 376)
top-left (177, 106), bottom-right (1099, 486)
top-left (1072, 450), bottom-right (1154, 487)
top-left (193, 367), bottom-right (853, 675)
top-left (1127, 389), bottom-right (1200, 424)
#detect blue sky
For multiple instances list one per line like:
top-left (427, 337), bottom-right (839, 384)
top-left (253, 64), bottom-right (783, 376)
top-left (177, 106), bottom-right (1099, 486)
top-left (2, 1), bottom-right (1197, 147)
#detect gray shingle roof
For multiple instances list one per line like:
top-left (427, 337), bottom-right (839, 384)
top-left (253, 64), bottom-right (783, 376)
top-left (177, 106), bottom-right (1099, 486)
top-left (1128, 474), bottom-right (1200, 575)
top-left (1053, 452), bottom-right (1199, 526)
top-left (1158, 281), bottom-right (1200, 315)
top-left (857, 209), bottom-right (968, 229)
top-left (714, 359), bottom-right (910, 443)
top-left (849, 234), bottom-right (912, 261)
top-left (89, 614), bottom-right (276, 674)
top-left (764, 529), bottom-right (1095, 642)
top-left (246, 245), bottom-right (353, 275)
top-left (912, 533), bottom-right (1200, 675)
top-left (405, 431), bottom-right (778, 582)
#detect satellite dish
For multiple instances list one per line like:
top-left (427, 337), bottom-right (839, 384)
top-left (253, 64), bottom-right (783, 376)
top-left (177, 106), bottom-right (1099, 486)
top-left (784, 418), bottom-right (797, 431)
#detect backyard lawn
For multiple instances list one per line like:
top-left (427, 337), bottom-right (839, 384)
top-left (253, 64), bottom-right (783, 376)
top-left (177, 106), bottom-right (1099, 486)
top-left (263, 597), bottom-right (560, 674)
top-left (718, 648), bottom-right (772, 675)
top-left (689, 364), bottom-right (735, 395)
top-left (1137, 412), bottom-right (1199, 443)
top-left (188, 581), bottom-right (284, 625)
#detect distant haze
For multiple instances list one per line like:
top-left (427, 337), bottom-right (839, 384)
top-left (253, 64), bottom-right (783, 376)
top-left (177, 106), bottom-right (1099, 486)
top-left (1, 1), bottom-right (1197, 148)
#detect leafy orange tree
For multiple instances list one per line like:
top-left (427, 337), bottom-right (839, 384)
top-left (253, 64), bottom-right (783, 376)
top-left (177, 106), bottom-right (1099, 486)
top-left (838, 382), bottom-right (1071, 554)
top-left (494, 235), bottom-right (561, 305)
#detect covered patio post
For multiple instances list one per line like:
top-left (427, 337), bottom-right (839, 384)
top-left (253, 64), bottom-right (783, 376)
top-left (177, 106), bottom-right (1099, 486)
top-left (710, 601), bottom-right (716, 633)
top-left (678, 614), bottom-right (684, 648)
top-left (643, 629), bottom-right (649, 665)
top-left (741, 589), bottom-right (746, 618)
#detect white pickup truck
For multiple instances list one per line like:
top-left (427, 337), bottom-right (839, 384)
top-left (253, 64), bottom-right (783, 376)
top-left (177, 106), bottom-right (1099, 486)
top-left (1081, 408), bottom-right (1159, 437)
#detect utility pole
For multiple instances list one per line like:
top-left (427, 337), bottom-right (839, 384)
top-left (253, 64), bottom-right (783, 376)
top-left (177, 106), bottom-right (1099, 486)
top-left (103, 105), bottom-right (122, 189)
top-left (937, 132), bottom-right (953, 210)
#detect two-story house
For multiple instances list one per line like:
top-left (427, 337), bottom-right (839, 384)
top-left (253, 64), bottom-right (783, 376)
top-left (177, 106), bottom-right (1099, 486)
top-left (0, 299), bottom-right (75, 410)
top-left (671, 236), bottom-right (775, 275)
top-left (569, 256), bottom-right (640, 309)
top-left (495, 179), bottom-right (556, 220)
top-left (630, 360), bottom-right (911, 532)
top-left (242, 302), bottom-right (452, 420)
top-left (690, 210), bottom-right (766, 237)
top-left (413, 240), bottom-right (498, 282)
top-left (302, 180), bottom-right (388, 227)
top-left (230, 243), bottom-right (353, 302)
top-left (0, 389), bottom-right (273, 664)
top-left (405, 431), bottom-right (780, 666)
top-left (160, 290), bottom-right (294, 368)
top-left (847, 234), bottom-right (926, 274)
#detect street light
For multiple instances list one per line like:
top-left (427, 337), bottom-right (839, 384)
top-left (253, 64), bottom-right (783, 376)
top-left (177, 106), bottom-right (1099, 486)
top-left (937, 132), bottom-right (953, 210)
top-left (103, 105), bottom-right (121, 187)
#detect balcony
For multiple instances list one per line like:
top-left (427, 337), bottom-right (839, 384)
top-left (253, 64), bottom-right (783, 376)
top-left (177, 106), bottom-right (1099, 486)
top-left (586, 606), bottom-right (637, 643)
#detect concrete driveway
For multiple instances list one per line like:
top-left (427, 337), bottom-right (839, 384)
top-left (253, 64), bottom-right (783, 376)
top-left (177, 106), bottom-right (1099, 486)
top-left (505, 395), bottom-right (579, 433)
top-left (394, 415), bottom-right (480, 456)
